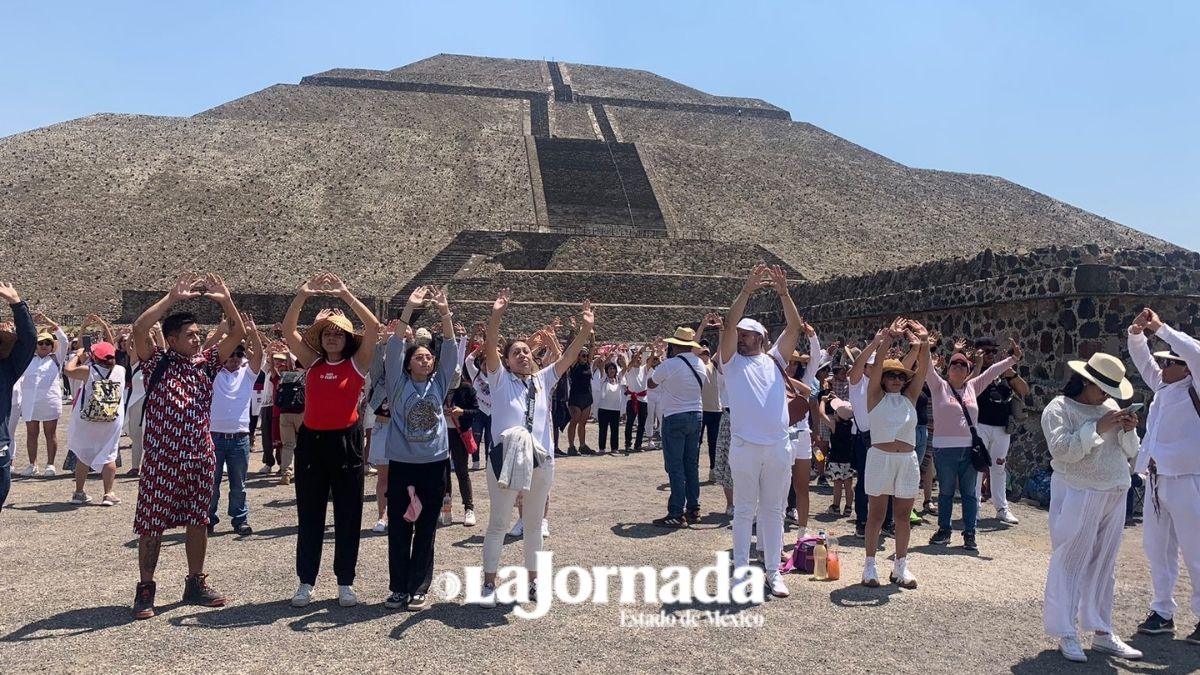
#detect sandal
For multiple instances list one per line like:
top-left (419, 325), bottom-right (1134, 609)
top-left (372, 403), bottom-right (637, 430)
top-left (653, 515), bottom-right (689, 529)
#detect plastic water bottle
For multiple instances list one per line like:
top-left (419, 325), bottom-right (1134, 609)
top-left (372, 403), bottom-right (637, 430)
top-left (813, 530), bottom-right (828, 580)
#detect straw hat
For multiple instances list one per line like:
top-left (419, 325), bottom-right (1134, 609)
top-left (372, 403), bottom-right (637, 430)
top-left (1152, 349), bottom-right (1186, 366)
top-left (302, 314), bottom-right (362, 354)
top-left (1068, 352), bottom-right (1134, 399)
top-left (663, 327), bottom-right (701, 349)
top-left (880, 358), bottom-right (915, 378)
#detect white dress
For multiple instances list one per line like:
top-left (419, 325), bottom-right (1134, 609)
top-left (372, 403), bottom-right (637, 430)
top-left (68, 364), bottom-right (127, 470)
top-left (18, 329), bottom-right (69, 422)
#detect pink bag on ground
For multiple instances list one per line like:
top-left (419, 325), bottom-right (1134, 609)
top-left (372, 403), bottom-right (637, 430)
top-left (403, 486), bottom-right (422, 523)
top-left (781, 535), bottom-right (822, 574)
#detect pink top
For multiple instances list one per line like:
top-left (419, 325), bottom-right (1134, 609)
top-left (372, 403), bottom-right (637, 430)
top-left (926, 356), bottom-right (1016, 448)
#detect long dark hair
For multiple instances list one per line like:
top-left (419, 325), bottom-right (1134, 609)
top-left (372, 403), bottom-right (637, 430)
top-left (403, 342), bottom-right (437, 376)
top-left (1062, 373), bottom-right (1088, 398)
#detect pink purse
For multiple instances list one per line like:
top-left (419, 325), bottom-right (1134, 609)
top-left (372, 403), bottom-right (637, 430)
top-left (403, 486), bottom-right (422, 523)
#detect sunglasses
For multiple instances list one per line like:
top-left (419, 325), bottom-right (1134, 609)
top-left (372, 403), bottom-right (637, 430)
top-left (882, 371), bottom-right (909, 381)
top-left (981, 348), bottom-right (999, 355)
top-left (1156, 358), bottom-right (1184, 369)
top-left (949, 361), bottom-right (970, 369)
top-left (37, 340), bottom-right (53, 346)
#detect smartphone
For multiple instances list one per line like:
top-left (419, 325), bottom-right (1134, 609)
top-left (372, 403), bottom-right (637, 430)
top-left (81, 334), bottom-right (93, 351)
top-left (1124, 403), bottom-right (1144, 414)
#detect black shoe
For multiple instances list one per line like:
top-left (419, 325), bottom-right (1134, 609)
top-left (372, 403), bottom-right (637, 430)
top-left (553, 448), bottom-right (567, 457)
top-left (653, 515), bottom-right (689, 529)
top-left (407, 593), bottom-right (428, 611)
top-left (687, 508), bottom-right (702, 524)
top-left (182, 573), bottom-right (227, 607)
top-left (883, 522), bottom-right (896, 537)
top-left (567, 447), bottom-right (579, 457)
top-left (829, 504), bottom-right (841, 513)
top-left (132, 581), bottom-right (157, 620)
top-left (207, 524), bottom-right (216, 535)
top-left (1186, 621), bottom-right (1200, 645)
top-left (930, 528), bottom-right (952, 545)
top-left (580, 446), bottom-right (597, 456)
top-left (963, 533), bottom-right (978, 552)
top-left (384, 592), bottom-right (409, 610)
top-left (854, 523), bottom-right (865, 538)
top-left (817, 476), bottom-right (829, 487)
top-left (1137, 611), bottom-right (1175, 635)
top-left (234, 523), bottom-right (253, 536)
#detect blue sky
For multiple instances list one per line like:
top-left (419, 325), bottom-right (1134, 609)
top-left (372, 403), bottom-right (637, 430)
top-left (2, 1), bottom-right (1196, 250)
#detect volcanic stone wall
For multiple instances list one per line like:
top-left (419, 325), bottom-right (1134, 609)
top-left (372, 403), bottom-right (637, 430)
top-left (750, 245), bottom-right (1200, 488)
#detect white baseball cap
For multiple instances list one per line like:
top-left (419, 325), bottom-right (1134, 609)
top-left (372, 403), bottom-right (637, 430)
top-left (735, 318), bottom-right (767, 336)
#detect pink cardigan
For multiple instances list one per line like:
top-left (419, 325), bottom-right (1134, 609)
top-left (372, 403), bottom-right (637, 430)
top-left (927, 356), bottom-right (1016, 448)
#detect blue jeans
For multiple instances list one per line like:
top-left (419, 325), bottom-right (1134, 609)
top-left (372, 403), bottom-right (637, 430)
top-left (209, 434), bottom-right (251, 528)
top-left (0, 443), bottom-right (11, 514)
top-left (914, 426), bottom-right (930, 468)
top-left (661, 411), bottom-right (702, 517)
top-left (934, 446), bottom-right (978, 535)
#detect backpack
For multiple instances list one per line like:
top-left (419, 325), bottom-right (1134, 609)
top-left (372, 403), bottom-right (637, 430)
top-left (780, 535), bottom-right (823, 574)
top-left (1023, 468), bottom-right (1053, 509)
top-left (80, 365), bottom-right (122, 422)
top-left (276, 371), bottom-right (306, 413)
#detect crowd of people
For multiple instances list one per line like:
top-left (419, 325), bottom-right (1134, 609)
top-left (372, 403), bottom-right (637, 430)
top-left (0, 271), bottom-right (1197, 663)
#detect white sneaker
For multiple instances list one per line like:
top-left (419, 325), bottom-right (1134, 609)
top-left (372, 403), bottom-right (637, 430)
top-left (785, 507), bottom-right (799, 523)
top-left (471, 459), bottom-right (480, 471)
top-left (69, 492), bottom-right (92, 505)
top-left (541, 518), bottom-right (550, 539)
top-left (257, 464), bottom-right (273, 474)
top-left (21, 465), bottom-right (37, 477)
top-left (372, 519), bottom-right (388, 534)
top-left (890, 560), bottom-right (918, 589)
top-left (291, 583), bottom-right (315, 607)
top-left (767, 572), bottom-right (790, 598)
top-left (862, 559), bottom-right (880, 588)
top-left (1091, 633), bottom-right (1142, 660)
top-left (477, 583), bottom-right (497, 608)
top-left (998, 508), bottom-right (1020, 525)
top-left (337, 585), bottom-right (358, 607)
top-left (732, 572), bottom-right (763, 605)
top-left (463, 509), bottom-right (477, 527)
top-left (43, 465), bottom-right (57, 477)
top-left (508, 521), bottom-right (524, 538)
top-left (366, 466), bottom-right (378, 476)
top-left (1058, 636), bottom-right (1087, 663)
top-left (101, 493), bottom-right (122, 507)
top-left (725, 505), bottom-right (735, 517)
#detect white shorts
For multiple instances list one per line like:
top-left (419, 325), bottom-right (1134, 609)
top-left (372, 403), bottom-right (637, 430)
top-left (368, 418), bottom-right (390, 466)
top-left (864, 447), bottom-right (920, 499)
top-left (789, 429), bottom-right (813, 461)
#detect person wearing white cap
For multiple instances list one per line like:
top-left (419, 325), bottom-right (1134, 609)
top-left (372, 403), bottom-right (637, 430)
top-left (719, 264), bottom-right (803, 599)
top-left (17, 312), bottom-right (68, 477)
top-left (1040, 351), bottom-right (1143, 663)
top-left (648, 325), bottom-right (708, 527)
top-left (1127, 307), bottom-right (1200, 646)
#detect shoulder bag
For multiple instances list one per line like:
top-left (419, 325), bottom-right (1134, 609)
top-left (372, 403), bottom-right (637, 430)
top-left (949, 384), bottom-right (991, 472)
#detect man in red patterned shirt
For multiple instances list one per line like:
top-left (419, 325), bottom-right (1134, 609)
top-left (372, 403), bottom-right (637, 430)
top-left (129, 272), bottom-right (246, 620)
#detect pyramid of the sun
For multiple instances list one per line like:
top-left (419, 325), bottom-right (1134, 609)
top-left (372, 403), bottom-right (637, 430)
top-left (0, 53), bottom-right (1175, 335)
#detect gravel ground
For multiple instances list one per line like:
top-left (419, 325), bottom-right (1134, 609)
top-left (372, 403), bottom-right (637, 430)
top-left (1, 424), bottom-right (1196, 675)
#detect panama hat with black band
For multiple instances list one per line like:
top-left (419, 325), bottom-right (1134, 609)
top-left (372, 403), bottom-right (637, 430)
top-left (1068, 352), bottom-right (1134, 400)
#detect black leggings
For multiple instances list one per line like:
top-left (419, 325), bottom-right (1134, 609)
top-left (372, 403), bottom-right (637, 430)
top-left (625, 399), bottom-right (648, 449)
top-left (294, 423), bottom-right (365, 586)
top-left (700, 410), bottom-right (722, 468)
top-left (445, 432), bottom-right (474, 510)
top-left (388, 458), bottom-right (448, 595)
top-left (598, 409), bottom-right (620, 451)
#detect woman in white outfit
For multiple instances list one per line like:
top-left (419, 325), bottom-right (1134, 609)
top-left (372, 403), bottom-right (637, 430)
top-left (18, 312), bottom-right (68, 476)
top-left (476, 289), bottom-right (593, 607)
top-left (124, 323), bottom-right (164, 476)
top-left (861, 318), bottom-right (931, 589)
top-left (64, 341), bottom-right (127, 506)
top-left (1040, 352), bottom-right (1144, 663)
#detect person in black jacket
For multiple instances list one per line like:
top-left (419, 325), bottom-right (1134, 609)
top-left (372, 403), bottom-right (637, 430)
top-left (443, 377), bottom-right (478, 526)
top-left (1, 282), bottom-right (38, 513)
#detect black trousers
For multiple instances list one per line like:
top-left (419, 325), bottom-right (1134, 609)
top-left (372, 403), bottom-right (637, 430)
top-left (388, 459), bottom-right (448, 595)
top-left (598, 409), bottom-right (620, 451)
top-left (259, 406), bottom-right (274, 465)
top-left (294, 423), bottom-right (365, 586)
top-left (700, 410), bottom-right (722, 468)
top-left (624, 399), bottom-right (648, 449)
top-left (445, 432), bottom-right (474, 510)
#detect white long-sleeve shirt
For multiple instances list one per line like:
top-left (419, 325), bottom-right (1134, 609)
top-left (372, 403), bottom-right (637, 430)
top-left (1041, 395), bottom-right (1140, 491)
top-left (789, 334), bottom-right (823, 434)
top-left (18, 328), bottom-right (69, 419)
top-left (1128, 323), bottom-right (1200, 476)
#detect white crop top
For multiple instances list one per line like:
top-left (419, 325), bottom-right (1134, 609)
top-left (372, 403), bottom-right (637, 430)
top-left (868, 393), bottom-right (917, 447)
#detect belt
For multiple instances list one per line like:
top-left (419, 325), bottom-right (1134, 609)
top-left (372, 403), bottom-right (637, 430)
top-left (211, 431), bottom-right (250, 439)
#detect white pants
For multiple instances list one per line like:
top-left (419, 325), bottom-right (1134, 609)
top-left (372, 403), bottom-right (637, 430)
top-left (1143, 473), bottom-right (1200, 619)
top-left (482, 463), bottom-right (554, 573)
top-left (976, 423), bottom-right (1012, 512)
top-left (126, 399), bottom-right (146, 470)
top-left (1043, 474), bottom-right (1126, 637)
top-left (730, 436), bottom-right (793, 573)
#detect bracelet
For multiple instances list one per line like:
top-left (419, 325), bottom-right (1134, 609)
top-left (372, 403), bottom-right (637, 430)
top-left (440, 312), bottom-right (452, 319)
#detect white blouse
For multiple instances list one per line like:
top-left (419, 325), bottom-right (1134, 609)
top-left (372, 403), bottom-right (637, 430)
top-left (1041, 395), bottom-right (1139, 491)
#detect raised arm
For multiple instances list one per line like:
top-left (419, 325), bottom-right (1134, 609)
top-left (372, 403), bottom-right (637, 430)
top-left (1145, 308), bottom-right (1200, 375)
top-left (864, 323), bottom-right (894, 410)
top-left (244, 314), bottom-right (264, 375)
top-left (200, 274), bottom-right (247, 363)
top-left (317, 273), bottom-right (380, 374)
top-left (203, 315), bottom-right (229, 350)
top-left (282, 274), bottom-right (323, 368)
top-left (63, 348), bottom-right (92, 381)
top-left (133, 273), bottom-right (203, 362)
top-left (906, 320), bottom-right (932, 404)
top-left (553, 300), bottom-right (595, 379)
top-left (767, 264), bottom-right (802, 362)
top-left (483, 289), bottom-right (509, 375)
top-left (720, 264), bottom-right (768, 365)
top-left (968, 343), bottom-right (1022, 395)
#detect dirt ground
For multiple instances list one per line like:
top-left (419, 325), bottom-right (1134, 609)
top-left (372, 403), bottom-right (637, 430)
top-left (0, 422), bottom-right (1196, 674)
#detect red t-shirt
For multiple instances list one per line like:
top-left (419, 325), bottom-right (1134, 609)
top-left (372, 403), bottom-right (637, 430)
top-left (303, 358), bottom-right (366, 431)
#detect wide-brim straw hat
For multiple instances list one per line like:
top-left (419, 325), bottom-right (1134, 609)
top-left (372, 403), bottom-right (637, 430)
top-left (1152, 350), bottom-right (1186, 365)
top-left (303, 314), bottom-right (362, 354)
top-left (1068, 352), bottom-right (1134, 400)
top-left (788, 350), bottom-right (811, 363)
top-left (663, 326), bottom-right (701, 349)
top-left (880, 358), bottom-right (916, 378)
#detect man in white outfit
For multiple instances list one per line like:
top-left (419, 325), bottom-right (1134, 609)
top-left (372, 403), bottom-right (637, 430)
top-left (720, 264), bottom-right (803, 600)
top-left (1127, 308), bottom-right (1200, 646)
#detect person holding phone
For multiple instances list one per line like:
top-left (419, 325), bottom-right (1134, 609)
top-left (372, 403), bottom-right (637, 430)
top-left (1127, 308), bottom-right (1200, 645)
top-left (1040, 351), bottom-right (1143, 663)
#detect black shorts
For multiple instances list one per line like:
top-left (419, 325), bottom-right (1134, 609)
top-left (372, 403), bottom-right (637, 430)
top-left (567, 393), bottom-right (593, 409)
